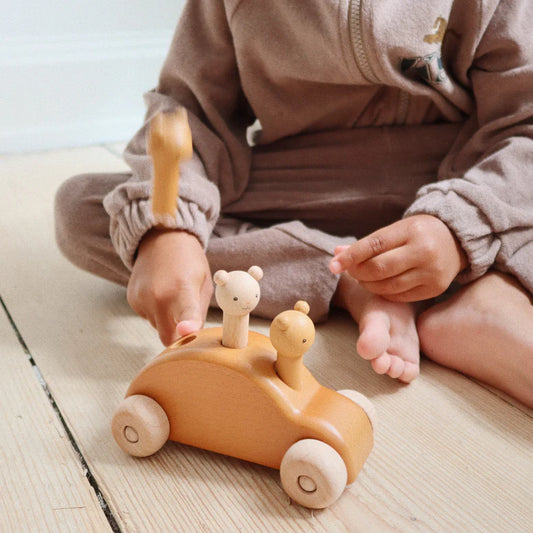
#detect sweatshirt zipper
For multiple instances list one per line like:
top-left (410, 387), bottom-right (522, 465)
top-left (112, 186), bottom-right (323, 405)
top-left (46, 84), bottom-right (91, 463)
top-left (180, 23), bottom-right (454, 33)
top-left (348, 0), bottom-right (379, 83)
top-left (349, 0), bottom-right (411, 124)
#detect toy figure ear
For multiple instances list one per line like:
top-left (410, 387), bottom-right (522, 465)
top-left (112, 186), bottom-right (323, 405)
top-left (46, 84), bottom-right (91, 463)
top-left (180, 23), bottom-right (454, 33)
top-left (276, 315), bottom-right (290, 332)
top-left (248, 265), bottom-right (263, 281)
top-left (213, 270), bottom-right (229, 286)
top-left (294, 301), bottom-right (310, 315)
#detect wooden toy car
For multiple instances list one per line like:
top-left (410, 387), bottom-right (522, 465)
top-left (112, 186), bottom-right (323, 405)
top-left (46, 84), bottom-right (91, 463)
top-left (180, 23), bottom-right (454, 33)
top-left (112, 112), bottom-right (375, 509)
top-left (112, 273), bottom-right (375, 509)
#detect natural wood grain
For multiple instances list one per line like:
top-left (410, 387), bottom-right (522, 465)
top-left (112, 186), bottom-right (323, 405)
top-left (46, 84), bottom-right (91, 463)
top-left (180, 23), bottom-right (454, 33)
top-left (1, 146), bottom-right (532, 532)
top-left (0, 303), bottom-right (111, 533)
top-left (148, 108), bottom-right (193, 224)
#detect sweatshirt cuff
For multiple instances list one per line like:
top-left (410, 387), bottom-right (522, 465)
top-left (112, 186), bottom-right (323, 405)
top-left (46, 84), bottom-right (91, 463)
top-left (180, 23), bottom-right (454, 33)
top-left (404, 188), bottom-right (501, 284)
top-left (103, 177), bottom-right (220, 271)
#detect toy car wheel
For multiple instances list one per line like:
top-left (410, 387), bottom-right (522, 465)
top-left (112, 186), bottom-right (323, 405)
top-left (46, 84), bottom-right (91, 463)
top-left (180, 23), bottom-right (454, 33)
top-left (280, 439), bottom-right (347, 509)
top-left (337, 389), bottom-right (377, 430)
top-left (111, 394), bottom-right (170, 457)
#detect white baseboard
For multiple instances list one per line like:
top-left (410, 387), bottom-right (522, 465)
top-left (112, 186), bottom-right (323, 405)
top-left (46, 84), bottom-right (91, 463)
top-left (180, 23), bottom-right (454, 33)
top-left (0, 117), bottom-right (142, 154)
top-left (0, 31), bottom-right (173, 153)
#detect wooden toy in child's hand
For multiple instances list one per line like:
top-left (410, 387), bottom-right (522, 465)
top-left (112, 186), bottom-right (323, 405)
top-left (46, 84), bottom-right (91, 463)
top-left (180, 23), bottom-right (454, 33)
top-left (112, 270), bottom-right (375, 509)
top-left (147, 107), bottom-right (193, 226)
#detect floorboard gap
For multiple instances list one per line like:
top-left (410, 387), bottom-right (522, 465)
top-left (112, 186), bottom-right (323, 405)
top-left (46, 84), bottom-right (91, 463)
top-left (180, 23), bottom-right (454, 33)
top-left (0, 294), bottom-right (122, 533)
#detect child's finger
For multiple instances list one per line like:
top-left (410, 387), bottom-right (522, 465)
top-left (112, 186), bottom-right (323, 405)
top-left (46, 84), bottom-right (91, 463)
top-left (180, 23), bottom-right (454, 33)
top-left (358, 268), bottom-right (421, 297)
top-left (175, 276), bottom-right (211, 338)
top-left (347, 247), bottom-right (413, 282)
top-left (153, 285), bottom-right (204, 345)
top-left (176, 319), bottom-right (203, 337)
top-left (334, 244), bottom-right (350, 255)
top-left (329, 256), bottom-right (346, 274)
top-left (329, 245), bottom-right (352, 274)
top-left (381, 284), bottom-right (434, 303)
top-left (174, 294), bottom-right (204, 326)
top-left (154, 309), bottom-right (180, 346)
top-left (345, 227), bottom-right (407, 265)
top-left (330, 242), bottom-right (377, 274)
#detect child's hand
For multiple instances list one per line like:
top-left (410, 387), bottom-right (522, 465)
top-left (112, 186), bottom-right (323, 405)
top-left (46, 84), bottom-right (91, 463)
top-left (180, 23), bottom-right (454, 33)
top-left (127, 229), bottom-right (212, 345)
top-left (330, 215), bottom-right (468, 302)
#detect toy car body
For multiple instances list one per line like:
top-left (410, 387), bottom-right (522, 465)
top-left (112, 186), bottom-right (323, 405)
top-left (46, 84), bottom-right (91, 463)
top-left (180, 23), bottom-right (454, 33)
top-left (112, 326), bottom-right (374, 509)
top-left (127, 111), bottom-right (375, 508)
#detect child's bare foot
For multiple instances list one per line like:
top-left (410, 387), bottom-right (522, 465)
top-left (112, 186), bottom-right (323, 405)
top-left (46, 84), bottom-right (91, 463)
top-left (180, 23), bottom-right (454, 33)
top-left (418, 272), bottom-right (533, 407)
top-left (333, 274), bottom-right (420, 383)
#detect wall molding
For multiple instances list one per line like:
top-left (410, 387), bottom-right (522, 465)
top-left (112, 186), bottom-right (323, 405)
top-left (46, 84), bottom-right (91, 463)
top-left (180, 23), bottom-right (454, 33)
top-left (1, 30), bottom-right (173, 153)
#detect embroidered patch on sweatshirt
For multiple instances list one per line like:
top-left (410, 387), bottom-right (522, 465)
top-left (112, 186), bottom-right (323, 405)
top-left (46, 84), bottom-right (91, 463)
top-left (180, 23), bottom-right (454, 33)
top-left (423, 16), bottom-right (447, 44)
top-left (401, 17), bottom-right (448, 85)
top-left (401, 51), bottom-right (447, 84)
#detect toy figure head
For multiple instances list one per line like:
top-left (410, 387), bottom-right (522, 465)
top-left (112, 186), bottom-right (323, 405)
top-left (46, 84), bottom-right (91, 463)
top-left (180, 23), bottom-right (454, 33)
top-left (214, 266), bottom-right (263, 317)
top-left (270, 301), bottom-right (316, 359)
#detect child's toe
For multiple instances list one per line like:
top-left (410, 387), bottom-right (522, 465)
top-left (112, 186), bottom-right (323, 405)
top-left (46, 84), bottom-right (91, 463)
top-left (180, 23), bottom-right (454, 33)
top-left (387, 356), bottom-right (405, 379)
top-left (371, 353), bottom-right (392, 374)
top-left (398, 361), bottom-right (420, 383)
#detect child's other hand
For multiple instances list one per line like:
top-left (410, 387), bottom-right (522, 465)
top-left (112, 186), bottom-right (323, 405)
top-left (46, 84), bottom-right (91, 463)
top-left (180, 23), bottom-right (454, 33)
top-left (127, 229), bottom-right (212, 345)
top-left (329, 215), bottom-right (468, 302)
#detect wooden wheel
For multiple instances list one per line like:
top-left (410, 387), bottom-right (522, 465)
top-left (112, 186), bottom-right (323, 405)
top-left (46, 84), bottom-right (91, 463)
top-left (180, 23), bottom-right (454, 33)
top-left (111, 395), bottom-right (170, 457)
top-left (280, 439), bottom-right (347, 509)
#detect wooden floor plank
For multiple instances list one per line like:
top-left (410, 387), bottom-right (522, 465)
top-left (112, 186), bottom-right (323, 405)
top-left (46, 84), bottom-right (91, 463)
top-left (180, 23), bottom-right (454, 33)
top-left (0, 301), bottom-right (112, 533)
top-left (1, 147), bottom-right (532, 532)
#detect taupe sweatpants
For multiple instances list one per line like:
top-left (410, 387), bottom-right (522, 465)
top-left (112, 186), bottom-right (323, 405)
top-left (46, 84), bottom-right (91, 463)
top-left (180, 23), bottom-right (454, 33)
top-left (55, 124), bottom-right (458, 322)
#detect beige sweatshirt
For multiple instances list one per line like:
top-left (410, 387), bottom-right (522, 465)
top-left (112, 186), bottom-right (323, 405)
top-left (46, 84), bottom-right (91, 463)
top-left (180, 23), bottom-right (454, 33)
top-left (103, 0), bottom-right (533, 294)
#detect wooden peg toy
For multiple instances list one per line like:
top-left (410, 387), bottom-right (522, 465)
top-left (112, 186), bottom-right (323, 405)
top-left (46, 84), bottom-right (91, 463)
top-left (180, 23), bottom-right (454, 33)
top-left (271, 301), bottom-right (315, 390)
top-left (214, 266), bottom-right (263, 349)
top-left (112, 275), bottom-right (376, 510)
top-left (148, 107), bottom-right (193, 227)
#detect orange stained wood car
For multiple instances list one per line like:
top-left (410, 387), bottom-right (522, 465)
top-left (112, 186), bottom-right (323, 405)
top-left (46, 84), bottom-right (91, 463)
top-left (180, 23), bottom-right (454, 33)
top-left (112, 295), bottom-right (375, 509)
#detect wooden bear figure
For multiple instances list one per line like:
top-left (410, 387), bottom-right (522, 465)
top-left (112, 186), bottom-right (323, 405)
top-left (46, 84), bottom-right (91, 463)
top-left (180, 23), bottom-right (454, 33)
top-left (213, 266), bottom-right (263, 348)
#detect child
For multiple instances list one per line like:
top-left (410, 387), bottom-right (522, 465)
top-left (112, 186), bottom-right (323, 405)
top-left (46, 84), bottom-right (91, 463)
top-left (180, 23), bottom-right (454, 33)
top-left (55, 0), bottom-right (533, 406)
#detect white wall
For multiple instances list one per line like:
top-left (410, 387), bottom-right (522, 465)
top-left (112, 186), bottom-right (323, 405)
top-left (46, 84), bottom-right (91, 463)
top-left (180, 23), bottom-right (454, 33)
top-left (0, 1), bottom-right (185, 153)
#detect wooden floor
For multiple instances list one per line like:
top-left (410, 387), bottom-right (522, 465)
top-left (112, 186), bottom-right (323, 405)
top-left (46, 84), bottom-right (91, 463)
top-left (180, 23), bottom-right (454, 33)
top-left (1, 145), bottom-right (532, 533)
